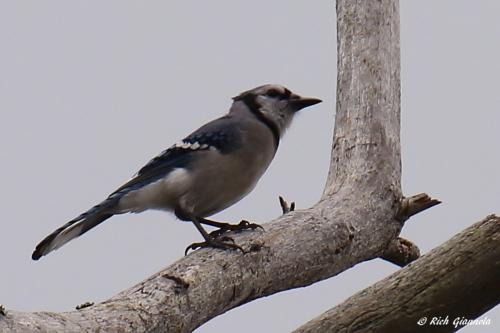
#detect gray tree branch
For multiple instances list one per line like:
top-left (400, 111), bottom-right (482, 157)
top-left (293, 215), bottom-right (500, 333)
top-left (381, 236), bottom-right (420, 267)
top-left (0, 1), bottom-right (442, 332)
top-left (380, 193), bottom-right (442, 267)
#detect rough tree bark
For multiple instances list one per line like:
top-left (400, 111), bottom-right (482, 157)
top-left (2, 1), bottom-right (494, 332)
top-left (293, 214), bottom-right (500, 333)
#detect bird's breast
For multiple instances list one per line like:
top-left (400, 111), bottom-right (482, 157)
top-left (181, 132), bottom-right (276, 217)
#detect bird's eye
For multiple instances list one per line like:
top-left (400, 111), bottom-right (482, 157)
top-left (266, 89), bottom-right (281, 98)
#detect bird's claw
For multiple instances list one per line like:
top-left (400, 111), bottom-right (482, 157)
top-left (208, 220), bottom-right (263, 238)
top-left (185, 236), bottom-right (244, 255)
top-left (238, 220), bottom-right (264, 231)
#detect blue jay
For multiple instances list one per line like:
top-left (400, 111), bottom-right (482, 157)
top-left (32, 84), bottom-right (321, 260)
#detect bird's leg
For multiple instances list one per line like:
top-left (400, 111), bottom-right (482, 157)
top-left (199, 218), bottom-right (263, 238)
top-left (185, 217), bottom-right (245, 255)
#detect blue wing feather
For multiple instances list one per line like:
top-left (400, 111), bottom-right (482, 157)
top-left (110, 115), bottom-right (241, 197)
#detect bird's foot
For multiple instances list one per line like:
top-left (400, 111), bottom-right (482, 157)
top-left (208, 220), bottom-right (263, 238)
top-left (185, 236), bottom-right (244, 255)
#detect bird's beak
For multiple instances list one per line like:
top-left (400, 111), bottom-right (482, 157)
top-left (290, 95), bottom-right (322, 111)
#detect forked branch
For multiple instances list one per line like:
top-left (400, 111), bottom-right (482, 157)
top-left (294, 215), bottom-right (500, 333)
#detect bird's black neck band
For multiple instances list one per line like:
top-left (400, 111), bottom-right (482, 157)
top-left (234, 93), bottom-right (280, 148)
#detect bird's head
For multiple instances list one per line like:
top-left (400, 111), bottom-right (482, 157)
top-left (232, 84), bottom-right (322, 137)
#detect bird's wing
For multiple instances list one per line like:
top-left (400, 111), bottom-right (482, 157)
top-left (109, 115), bottom-right (240, 197)
top-left (110, 145), bottom-right (197, 197)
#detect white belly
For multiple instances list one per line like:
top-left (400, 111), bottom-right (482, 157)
top-left (118, 168), bottom-right (192, 213)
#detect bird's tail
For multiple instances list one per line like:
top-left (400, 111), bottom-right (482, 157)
top-left (32, 197), bottom-right (119, 260)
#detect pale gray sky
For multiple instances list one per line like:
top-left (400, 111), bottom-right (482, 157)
top-left (0, 1), bottom-right (498, 332)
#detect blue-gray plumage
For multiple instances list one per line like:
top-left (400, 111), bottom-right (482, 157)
top-left (32, 84), bottom-right (321, 260)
